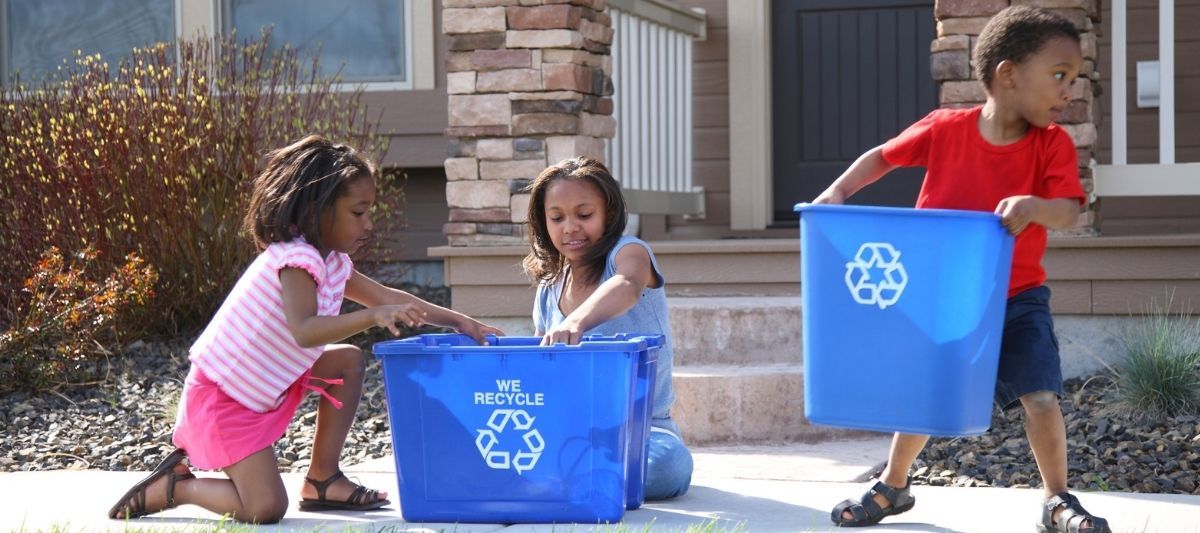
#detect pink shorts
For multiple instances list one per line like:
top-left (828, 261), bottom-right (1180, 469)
top-left (172, 366), bottom-right (312, 470)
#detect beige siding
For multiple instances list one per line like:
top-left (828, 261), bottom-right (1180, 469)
top-left (431, 236), bottom-right (1200, 316)
top-left (1096, 0), bottom-right (1200, 235)
top-left (376, 167), bottom-right (451, 263)
top-left (373, 3), bottom-right (451, 261)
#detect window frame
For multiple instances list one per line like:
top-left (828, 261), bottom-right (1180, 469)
top-left (217, 0), bottom-right (416, 92)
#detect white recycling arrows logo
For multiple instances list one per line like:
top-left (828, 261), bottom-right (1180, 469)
top-left (474, 408), bottom-right (544, 474)
top-left (844, 242), bottom-right (908, 309)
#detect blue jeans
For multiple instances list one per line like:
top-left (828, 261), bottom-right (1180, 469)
top-left (645, 420), bottom-right (693, 500)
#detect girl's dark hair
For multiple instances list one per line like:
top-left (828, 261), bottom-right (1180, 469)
top-left (244, 135), bottom-right (376, 251)
top-left (974, 6), bottom-right (1081, 88)
top-left (522, 157), bottom-right (627, 287)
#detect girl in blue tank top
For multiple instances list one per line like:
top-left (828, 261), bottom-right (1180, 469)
top-left (521, 156), bottom-right (693, 500)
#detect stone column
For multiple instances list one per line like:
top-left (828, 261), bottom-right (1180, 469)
top-left (442, 0), bottom-right (615, 246)
top-left (932, 0), bottom-right (1101, 234)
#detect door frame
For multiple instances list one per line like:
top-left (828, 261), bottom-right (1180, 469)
top-left (728, 0), bottom-right (773, 230)
top-left (729, 0), bottom-right (934, 229)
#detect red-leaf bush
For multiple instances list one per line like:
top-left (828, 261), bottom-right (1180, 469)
top-left (0, 247), bottom-right (158, 391)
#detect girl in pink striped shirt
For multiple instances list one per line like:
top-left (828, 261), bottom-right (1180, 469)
top-left (109, 135), bottom-right (502, 523)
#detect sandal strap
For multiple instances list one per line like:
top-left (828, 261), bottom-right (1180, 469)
top-left (1044, 492), bottom-right (1077, 514)
top-left (869, 478), bottom-right (911, 507)
top-left (846, 502), bottom-right (869, 523)
top-left (132, 487), bottom-right (147, 515)
top-left (165, 471), bottom-right (177, 509)
top-left (858, 490), bottom-right (885, 517)
top-left (304, 470), bottom-right (348, 501)
top-left (348, 485), bottom-right (371, 506)
top-left (1043, 492), bottom-right (1109, 533)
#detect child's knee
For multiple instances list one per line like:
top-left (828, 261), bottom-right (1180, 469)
top-left (1019, 390), bottom-right (1060, 416)
top-left (241, 494), bottom-right (288, 524)
top-left (330, 344), bottom-right (365, 375)
top-left (645, 430), bottom-right (694, 500)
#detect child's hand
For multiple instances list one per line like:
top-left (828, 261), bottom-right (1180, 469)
top-left (995, 195), bottom-right (1038, 235)
top-left (541, 320), bottom-right (585, 346)
top-left (373, 304), bottom-right (428, 336)
top-left (455, 318), bottom-right (505, 346)
top-left (812, 187), bottom-right (846, 205)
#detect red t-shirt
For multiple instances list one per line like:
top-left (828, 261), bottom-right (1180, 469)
top-left (881, 106), bottom-right (1085, 297)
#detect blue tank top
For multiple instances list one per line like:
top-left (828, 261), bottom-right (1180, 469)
top-left (533, 236), bottom-right (676, 423)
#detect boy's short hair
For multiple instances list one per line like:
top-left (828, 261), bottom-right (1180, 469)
top-left (973, 6), bottom-right (1081, 88)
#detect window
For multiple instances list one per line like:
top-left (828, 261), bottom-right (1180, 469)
top-left (223, 0), bottom-right (410, 87)
top-left (2, 0), bottom-right (176, 82)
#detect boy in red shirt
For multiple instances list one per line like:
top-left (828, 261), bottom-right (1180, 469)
top-left (814, 7), bottom-right (1108, 532)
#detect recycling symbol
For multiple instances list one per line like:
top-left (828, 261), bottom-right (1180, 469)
top-left (844, 242), bottom-right (908, 309)
top-left (474, 408), bottom-right (544, 474)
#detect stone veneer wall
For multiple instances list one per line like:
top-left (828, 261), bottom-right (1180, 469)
top-left (442, 0), bottom-right (615, 246)
top-left (932, 0), bottom-right (1102, 233)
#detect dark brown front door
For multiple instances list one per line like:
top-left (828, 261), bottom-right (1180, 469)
top-left (772, 0), bottom-right (937, 223)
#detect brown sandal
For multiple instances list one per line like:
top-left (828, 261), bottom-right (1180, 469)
top-left (107, 449), bottom-right (195, 519)
top-left (299, 470), bottom-right (389, 512)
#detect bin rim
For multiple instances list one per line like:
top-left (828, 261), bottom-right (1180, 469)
top-left (372, 333), bottom-right (661, 358)
top-left (794, 202), bottom-right (1003, 223)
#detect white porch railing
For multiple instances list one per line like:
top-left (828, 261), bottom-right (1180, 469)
top-left (607, 0), bottom-right (707, 216)
top-left (1094, 0), bottom-right (1200, 196)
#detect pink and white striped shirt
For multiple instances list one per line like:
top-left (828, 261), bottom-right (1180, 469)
top-left (190, 238), bottom-right (352, 412)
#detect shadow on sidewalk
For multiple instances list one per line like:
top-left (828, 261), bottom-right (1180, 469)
top-left (634, 485), bottom-right (969, 533)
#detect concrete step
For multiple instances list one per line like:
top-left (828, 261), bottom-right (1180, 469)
top-left (669, 296), bottom-right (802, 366)
top-left (670, 364), bottom-right (865, 445)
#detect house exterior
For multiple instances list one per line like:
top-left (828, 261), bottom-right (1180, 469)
top-left (8, 0), bottom-right (1194, 442)
top-left (431, 0), bottom-right (1199, 330)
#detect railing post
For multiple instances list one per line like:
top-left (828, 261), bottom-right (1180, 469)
top-left (1159, 0), bottom-right (1175, 164)
top-left (1112, 0), bottom-right (1127, 165)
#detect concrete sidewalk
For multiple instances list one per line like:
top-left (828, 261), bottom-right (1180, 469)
top-left (2, 438), bottom-right (1197, 532)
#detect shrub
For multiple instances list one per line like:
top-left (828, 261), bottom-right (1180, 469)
top-left (0, 247), bottom-right (158, 391)
top-left (1116, 294), bottom-right (1200, 417)
top-left (0, 32), bottom-right (395, 337)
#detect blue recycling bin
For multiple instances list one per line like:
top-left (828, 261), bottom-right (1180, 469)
top-left (373, 333), bottom-right (661, 524)
top-left (616, 333), bottom-right (659, 510)
top-left (796, 203), bottom-right (1015, 436)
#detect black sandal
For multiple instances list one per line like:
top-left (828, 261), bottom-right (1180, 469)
top-left (299, 470), bottom-right (390, 512)
top-left (830, 476), bottom-right (915, 527)
top-left (1038, 492), bottom-right (1111, 533)
top-left (107, 448), bottom-right (195, 519)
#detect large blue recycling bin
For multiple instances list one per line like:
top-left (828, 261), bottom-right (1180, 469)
top-left (373, 333), bottom-right (661, 524)
top-left (795, 203), bottom-right (1015, 436)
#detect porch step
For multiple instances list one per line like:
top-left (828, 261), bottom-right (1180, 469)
top-left (669, 296), bottom-right (802, 366)
top-left (671, 365), bottom-right (862, 445)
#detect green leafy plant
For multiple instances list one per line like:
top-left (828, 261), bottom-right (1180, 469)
top-left (0, 246), bottom-right (158, 391)
top-left (1115, 292), bottom-right (1200, 417)
top-left (0, 31), bottom-right (395, 337)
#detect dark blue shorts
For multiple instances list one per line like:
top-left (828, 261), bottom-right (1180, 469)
top-left (994, 285), bottom-right (1063, 410)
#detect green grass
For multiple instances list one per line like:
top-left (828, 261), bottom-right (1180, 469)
top-left (10, 517), bottom-right (750, 533)
top-left (1115, 291), bottom-right (1200, 417)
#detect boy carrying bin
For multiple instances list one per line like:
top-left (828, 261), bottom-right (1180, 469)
top-left (814, 7), bottom-right (1108, 532)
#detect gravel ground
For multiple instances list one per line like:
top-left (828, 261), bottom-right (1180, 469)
top-left (0, 337), bottom-right (397, 474)
top-left (2, 346), bottom-right (1198, 497)
top-left (899, 376), bottom-right (1200, 495)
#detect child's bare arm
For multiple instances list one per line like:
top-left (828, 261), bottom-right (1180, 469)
top-left (994, 196), bottom-right (1080, 234)
top-left (280, 268), bottom-right (426, 347)
top-left (344, 270), bottom-right (503, 343)
top-left (813, 145), bottom-right (898, 204)
top-left (542, 245), bottom-right (654, 345)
